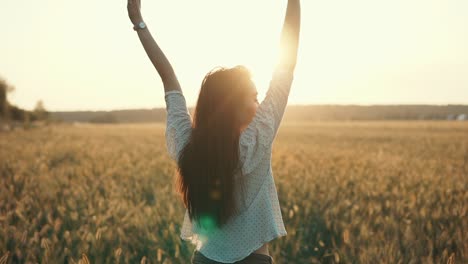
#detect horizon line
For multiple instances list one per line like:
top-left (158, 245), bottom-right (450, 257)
top-left (48, 103), bottom-right (468, 113)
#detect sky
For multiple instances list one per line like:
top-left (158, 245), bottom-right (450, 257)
top-left (1, 0), bottom-right (467, 111)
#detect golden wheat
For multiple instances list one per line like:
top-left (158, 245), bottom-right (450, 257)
top-left (0, 121), bottom-right (467, 263)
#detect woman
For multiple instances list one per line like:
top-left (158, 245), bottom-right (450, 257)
top-left (127, 1), bottom-right (301, 263)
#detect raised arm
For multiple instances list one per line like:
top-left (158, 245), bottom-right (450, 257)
top-left (277, 0), bottom-right (301, 72)
top-left (238, 0), bottom-right (301, 175)
top-left (127, 0), bottom-right (181, 93)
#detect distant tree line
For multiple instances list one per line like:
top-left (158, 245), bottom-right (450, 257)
top-left (282, 105), bottom-right (468, 121)
top-left (3, 73), bottom-right (465, 124)
top-left (50, 104), bottom-right (468, 124)
top-left (51, 109), bottom-right (167, 124)
top-left (0, 76), bottom-right (49, 129)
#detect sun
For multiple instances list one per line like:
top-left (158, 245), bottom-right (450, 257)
top-left (185, 0), bottom-right (286, 99)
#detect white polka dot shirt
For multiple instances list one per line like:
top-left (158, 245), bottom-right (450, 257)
top-left (164, 68), bottom-right (294, 263)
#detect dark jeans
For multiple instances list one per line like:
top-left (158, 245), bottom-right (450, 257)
top-left (191, 250), bottom-right (274, 264)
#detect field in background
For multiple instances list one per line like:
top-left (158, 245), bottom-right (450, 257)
top-left (1, 121), bottom-right (467, 263)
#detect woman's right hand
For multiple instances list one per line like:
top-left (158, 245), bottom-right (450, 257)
top-left (127, 0), bottom-right (144, 25)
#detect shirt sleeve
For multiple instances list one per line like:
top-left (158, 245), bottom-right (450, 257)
top-left (164, 90), bottom-right (193, 162)
top-left (239, 68), bottom-right (294, 174)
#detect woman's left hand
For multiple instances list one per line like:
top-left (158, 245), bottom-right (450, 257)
top-left (127, 0), bottom-right (143, 25)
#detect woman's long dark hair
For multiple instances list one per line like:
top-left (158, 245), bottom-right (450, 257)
top-left (176, 65), bottom-right (253, 231)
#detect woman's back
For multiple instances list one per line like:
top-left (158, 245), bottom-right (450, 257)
top-left (165, 68), bottom-right (294, 263)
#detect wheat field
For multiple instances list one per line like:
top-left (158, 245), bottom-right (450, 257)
top-left (0, 121), bottom-right (467, 263)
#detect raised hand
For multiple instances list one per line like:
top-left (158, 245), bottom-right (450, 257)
top-left (278, 0), bottom-right (301, 72)
top-left (127, 0), bottom-right (182, 93)
top-left (127, 0), bottom-right (143, 25)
